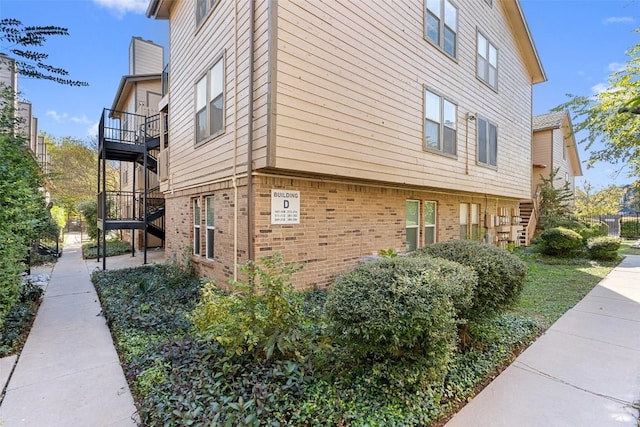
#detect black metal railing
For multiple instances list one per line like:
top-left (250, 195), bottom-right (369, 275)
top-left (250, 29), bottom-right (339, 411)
top-left (142, 113), bottom-right (162, 142)
top-left (98, 190), bottom-right (165, 222)
top-left (100, 109), bottom-right (148, 145)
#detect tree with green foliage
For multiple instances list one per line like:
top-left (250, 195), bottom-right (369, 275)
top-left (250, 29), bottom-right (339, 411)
top-left (538, 168), bottom-right (575, 229)
top-left (556, 35), bottom-right (640, 178)
top-left (0, 19), bottom-right (87, 87)
top-left (574, 182), bottom-right (624, 218)
top-left (0, 90), bottom-right (49, 328)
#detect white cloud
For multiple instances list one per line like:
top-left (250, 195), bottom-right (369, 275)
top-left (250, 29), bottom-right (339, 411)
top-left (70, 114), bottom-right (93, 125)
top-left (608, 62), bottom-right (626, 72)
top-left (591, 83), bottom-right (609, 95)
top-left (46, 110), bottom-right (95, 126)
top-left (603, 16), bottom-right (634, 25)
top-left (92, 0), bottom-right (148, 15)
top-left (46, 110), bottom-right (69, 122)
top-left (87, 122), bottom-right (100, 137)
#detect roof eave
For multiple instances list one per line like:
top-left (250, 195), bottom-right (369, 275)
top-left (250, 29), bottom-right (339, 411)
top-left (503, 0), bottom-right (547, 85)
top-left (110, 74), bottom-right (162, 113)
top-left (147, 0), bottom-right (171, 19)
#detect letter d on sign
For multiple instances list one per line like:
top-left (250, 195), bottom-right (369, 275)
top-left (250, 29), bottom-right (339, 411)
top-left (284, 200), bottom-right (289, 208)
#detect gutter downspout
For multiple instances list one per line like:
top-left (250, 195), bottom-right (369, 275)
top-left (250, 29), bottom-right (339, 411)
top-left (232, 0), bottom-right (239, 280)
top-left (247, 0), bottom-right (255, 263)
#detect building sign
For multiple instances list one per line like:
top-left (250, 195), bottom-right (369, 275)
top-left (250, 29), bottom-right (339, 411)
top-left (271, 189), bottom-right (300, 224)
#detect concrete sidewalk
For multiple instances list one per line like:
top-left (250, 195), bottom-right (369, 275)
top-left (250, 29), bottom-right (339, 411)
top-left (0, 233), bottom-right (142, 426)
top-left (446, 255), bottom-right (640, 427)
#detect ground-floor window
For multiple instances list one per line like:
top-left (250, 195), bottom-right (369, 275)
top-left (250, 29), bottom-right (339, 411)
top-left (460, 202), bottom-right (481, 240)
top-left (206, 196), bottom-right (215, 260)
top-left (193, 198), bottom-right (201, 256)
top-left (424, 201), bottom-right (437, 245)
top-left (406, 200), bottom-right (420, 252)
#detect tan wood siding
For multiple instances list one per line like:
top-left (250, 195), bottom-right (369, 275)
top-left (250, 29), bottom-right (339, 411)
top-left (532, 129), bottom-right (551, 194)
top-left (166, 0), bottom-right (269, 191)
top-left (552, 128), bottom-right (574, 194)
top-left (273, 0), bottom-right (534, 199)
top-left (130, 38), bottom-right (164, 75)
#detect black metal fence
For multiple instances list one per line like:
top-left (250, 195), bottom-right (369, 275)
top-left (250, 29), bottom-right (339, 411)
top-left (578, 214), bottom-right (640, 238)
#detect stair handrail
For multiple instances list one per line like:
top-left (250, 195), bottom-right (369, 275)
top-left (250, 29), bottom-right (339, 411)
top-left (525, 185), bottom-right (543, 245)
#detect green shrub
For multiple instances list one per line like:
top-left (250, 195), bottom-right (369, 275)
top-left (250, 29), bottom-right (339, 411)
top-left (577, 222), bottom-right (608, 242)
top-left (414, 240), bottom-right (527, 321)
top-left (191, 253), bottom-right (305, 360)
top-left (82, 239), bottom-right (132, 259)
top-left (324, 257), bottom-right (476, 373)
top-left (77, 200), bottom-right (99, 241)
top-left (587, 236), bottom-right (621, 261)
top-left (538, 227), bottom-right (584, 256)
top-left (620, 219), bottom-right (640, 239)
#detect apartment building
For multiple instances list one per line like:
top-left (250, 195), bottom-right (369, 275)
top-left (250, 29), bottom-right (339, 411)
top-left (532, 110), bottom-right (583, 196)
top-left (143, 0), bottom-right (546, 289)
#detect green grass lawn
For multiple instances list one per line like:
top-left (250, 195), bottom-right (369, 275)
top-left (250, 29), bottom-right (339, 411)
top-left (510, 252), bottom-right (616, 328)
top-left (619, 239), bottom-right (640, 256)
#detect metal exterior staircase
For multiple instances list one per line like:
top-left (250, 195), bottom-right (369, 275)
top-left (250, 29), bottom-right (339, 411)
top-left (97, 109), bottom-right (166, 268)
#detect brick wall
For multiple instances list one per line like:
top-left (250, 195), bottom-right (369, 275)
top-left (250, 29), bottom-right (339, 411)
top-left (163, 174), bottom-right (520, 290)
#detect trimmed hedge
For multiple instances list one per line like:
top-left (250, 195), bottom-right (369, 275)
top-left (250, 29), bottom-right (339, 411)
top-left (587, 236), bottom-right (621, 261)
top-left (325, 257), bottom-right (477, 372)
top-left (538, 227), bottom-right (584, 256)
top-left (413, 240), bottom-right (527, 321)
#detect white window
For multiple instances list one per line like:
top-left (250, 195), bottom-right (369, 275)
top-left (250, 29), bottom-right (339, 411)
top-left (477, 117), bottom-right (497, 167)
top-left (477, 32), bottom-right (498, 89)
top-left (460, 203), bottom-right (468, 240)
top-left (471, 203), bottom-right (480, 240)
top-left (425, 0), bottom-right (457, 58)
top-left (196, 0), bottom-right (221, 26)
top-left (193, 198), bottom-right (201, 256)
top-left (206, 196), bottom-right (215, 260)
top-left (195, 56), bottom-right (224, 143)
top-left (406, 200), bottom-right (420, 252)
top-left (461, 203), bottom-right (481, 240)
top-left (424, 88), bottom-right (457, 155)
top-left (424, 201), bottom-right (437, 245)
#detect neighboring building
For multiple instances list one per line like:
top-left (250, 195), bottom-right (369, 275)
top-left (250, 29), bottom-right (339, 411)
top-left (519, 110), bottom-right (582, 244)
top-left (110, 37), bottom-right (165, 250)
top-left (531, 111), bottom-right (582, 197)
top-left (0, 54), bottom-right (49, 178)
top-left (139, 0), bottom-right (546, 289)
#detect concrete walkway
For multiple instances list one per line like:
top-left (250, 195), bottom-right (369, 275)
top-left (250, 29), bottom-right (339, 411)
top-left (0, 233), bottom-right (144, 426)
top-left (446, 255), bottom-right (640, 427)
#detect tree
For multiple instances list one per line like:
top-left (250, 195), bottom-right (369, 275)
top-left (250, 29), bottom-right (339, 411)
top-left (0, 19), bottom-right (87, 86)
top-left (574, 182), bottom-right (624, 218)
top-left (538, 168), bottom-right (574, 229)
top-left (0, 89), bottom-right (49, 327)
top-left (46, 135), bottom-right (118, 216)
top-left (556, 38), bottom-right (640, 177)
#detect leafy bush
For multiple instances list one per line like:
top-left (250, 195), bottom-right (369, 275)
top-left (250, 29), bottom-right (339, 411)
top-left (538, 227), bottom-right (584, 256)
top-left (0, 280), bottom-right (44, 356)
top-left (587, 236), bottom-right (621, 261)
top-left (414, 240), bottom-right (527, 321)
top-left (77, 200), bottom-right (99, 241)
top-left (620, 219), bottom-right (640, 239)
top-left (82, 239), bottom-right (132, 259)
top-left (325, 257), bottom-right (476, 375)
top-left (577, 222), bottom-right (608, 241)
top-left (191, 253), bottom-right (305, 360)
top-left (92, 262), bottom-right (200, 363)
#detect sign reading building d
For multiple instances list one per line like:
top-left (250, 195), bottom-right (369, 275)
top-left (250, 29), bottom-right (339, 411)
top-left (271, 189), bottom-right (300, 224)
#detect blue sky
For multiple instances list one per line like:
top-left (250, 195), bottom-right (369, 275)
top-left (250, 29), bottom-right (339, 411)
top-left (0, 0), bottom-right (638, 190)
